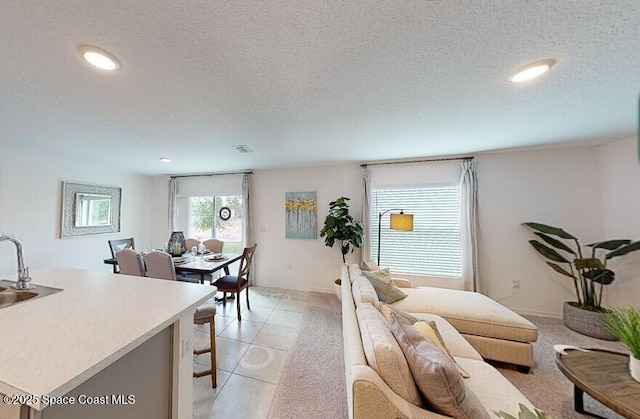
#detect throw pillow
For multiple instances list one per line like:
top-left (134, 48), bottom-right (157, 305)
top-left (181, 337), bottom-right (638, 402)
top-left (362, 259), bottom-right (380, 271)
top-left (378, 303), bottom-right (419, 325)
top-left (362, 268), bottom-right (407, 304)
top-left (356, 303), bottom-right (422, 406)
top-left (388, 313), bottom-right (490, 419)
top-left (413, 321), bottom-right (470, 378)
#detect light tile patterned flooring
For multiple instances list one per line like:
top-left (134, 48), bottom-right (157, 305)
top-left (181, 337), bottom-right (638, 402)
top-left (192, 286), bottom-right (314, 419)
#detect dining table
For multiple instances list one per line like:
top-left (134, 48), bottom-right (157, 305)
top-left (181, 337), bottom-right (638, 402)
top-left (103, 252), bottom-right (242, 285)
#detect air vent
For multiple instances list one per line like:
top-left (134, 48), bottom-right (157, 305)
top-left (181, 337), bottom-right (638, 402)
top-left (232, 145), bottom-right (253, 153)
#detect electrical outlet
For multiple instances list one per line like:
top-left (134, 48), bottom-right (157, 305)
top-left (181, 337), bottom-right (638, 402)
top-left (512, 279), bottom-right (520, 289)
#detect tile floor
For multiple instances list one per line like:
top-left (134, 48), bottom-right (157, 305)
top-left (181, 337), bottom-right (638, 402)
top-left (192, 286), bottom-right (315, 419)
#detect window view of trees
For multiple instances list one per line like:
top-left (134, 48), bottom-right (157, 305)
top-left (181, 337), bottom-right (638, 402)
top-left (188, 195), bottom-right (243, 253)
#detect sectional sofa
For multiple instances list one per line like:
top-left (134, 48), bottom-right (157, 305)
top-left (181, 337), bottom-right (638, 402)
top-left (342, 264), bottom-right (538, 418)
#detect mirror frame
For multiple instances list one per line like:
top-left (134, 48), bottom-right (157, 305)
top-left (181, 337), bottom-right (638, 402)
top-left (61, 181), bottom-right (122, 238)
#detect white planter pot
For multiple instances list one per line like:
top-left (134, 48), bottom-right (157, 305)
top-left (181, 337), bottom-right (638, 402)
top-left (334, 282), bottom-right (342, 302)
top-left (630, 355), bottom-right (640, 383)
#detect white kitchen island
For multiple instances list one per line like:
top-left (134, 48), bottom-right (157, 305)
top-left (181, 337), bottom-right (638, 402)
top-left (0, 267), bottom-right (217, 419)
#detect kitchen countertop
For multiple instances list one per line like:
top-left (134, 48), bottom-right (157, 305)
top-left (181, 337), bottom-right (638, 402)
top-left (0, 267), bottom-right (217, 410)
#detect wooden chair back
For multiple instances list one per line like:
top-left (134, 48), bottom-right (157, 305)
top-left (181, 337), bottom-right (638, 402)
top-left (236, 244), bottom-right (257, 286)
top-left (108, 238), bottom-right (135, 258)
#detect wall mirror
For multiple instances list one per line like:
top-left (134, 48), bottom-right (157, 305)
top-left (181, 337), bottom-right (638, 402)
top-left (61, 181), bottom-right (121, 238)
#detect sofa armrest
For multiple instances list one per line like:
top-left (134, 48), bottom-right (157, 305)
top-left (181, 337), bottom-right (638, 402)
top-left (351, 365), bottom-right (447, 419)
top-left (391, 277), bottom-right (413, 288)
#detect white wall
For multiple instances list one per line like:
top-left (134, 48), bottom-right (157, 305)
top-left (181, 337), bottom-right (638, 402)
top-left (252, 164), bottom-right (362, 292)
top-left (0, 146), bottom-right (153, 277)
top-left (145, 138), bottom-right (638, 313)
top-left (477, 146), bottom-right (603, 317)
top-left (598, 137), bottom-right (640, 307)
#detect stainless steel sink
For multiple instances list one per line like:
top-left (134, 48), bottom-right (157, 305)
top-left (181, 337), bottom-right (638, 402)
top-left (0, 280), bottom-right (62, 310)
top-left (0, 291), bottom-right (38, 309)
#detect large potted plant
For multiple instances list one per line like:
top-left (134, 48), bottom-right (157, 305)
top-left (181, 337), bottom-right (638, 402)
top-left (522, 222), bottom-right (640, 340)
top-left (606, 307), bottom-right (640, 382)
top-left (320, 197), bottom-right (364, 263)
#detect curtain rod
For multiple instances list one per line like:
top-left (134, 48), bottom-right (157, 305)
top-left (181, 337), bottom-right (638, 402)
top-left (170, 170), bottom-right (253, 179)
top-left (360, 156), bottom-right (473, 167)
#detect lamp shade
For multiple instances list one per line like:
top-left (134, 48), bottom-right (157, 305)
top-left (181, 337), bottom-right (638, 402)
top-left (390, 213), bottom-right (413, 231)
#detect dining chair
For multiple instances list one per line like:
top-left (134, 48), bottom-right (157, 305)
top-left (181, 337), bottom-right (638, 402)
top-left (185, 238), bottom-right (201, 252)
top-left (203, 238), bottom-right (223, 254)
top-left (211, 244), bottom-right (257, 321)
top-left (143, 251), bottom-right (217, 387)
top-left (108, 238), bottom-right (135, 273)
top-left (115, 248), bottom-right (146, 277)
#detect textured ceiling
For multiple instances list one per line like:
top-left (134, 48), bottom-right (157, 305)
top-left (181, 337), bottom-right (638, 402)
top-left (1, 1), bottom-right (639, 175)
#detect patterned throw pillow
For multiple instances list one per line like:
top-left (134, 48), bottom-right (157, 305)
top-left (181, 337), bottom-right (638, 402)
top-left (362, 268), bottom-right (407, 304)
top-left (413, 321), bottom-right (470, 378)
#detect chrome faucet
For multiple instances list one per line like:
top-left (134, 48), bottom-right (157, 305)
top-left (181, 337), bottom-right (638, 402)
top-left (0, 235), bottom-right (33, 290)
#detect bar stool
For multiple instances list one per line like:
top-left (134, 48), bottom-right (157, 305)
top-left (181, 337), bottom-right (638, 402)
top-left (193, 304), bottom-right (217, 388)
top-left (143, 251), bottom-right (217, 388)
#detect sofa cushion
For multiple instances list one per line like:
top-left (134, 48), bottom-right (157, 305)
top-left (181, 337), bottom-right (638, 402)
top-left (388, 313), bottom-right (490, 419)
top-left (362, 268), bottom-right (407, 304)
top-left (352, 276), bottom-right (380, 308)
top-left (355, 303), bottom-right (421, 406)
top-left (454, 357), bottom-right (537, 415)
top-left (392, 287), bottom-right (538, 342)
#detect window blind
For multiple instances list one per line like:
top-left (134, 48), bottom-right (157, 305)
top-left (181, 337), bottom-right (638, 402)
top-left (371, 186), bottom-right (462, 278)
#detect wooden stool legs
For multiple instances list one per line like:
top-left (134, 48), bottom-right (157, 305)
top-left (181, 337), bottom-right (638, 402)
top-left (193, 314), bottom-right (217, 388)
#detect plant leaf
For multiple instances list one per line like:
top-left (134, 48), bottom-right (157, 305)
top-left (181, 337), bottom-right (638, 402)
top-left (573, 258), bottom-right (605, 270)
top-left (528, 240), bottom-right (570, 263)
top-left (546, 262), bottom-right (574, 278)
top-left (522, 222), bottom-right (577, 240)
top-left (606, 241), bottom-right (640, 259)
top-left (586, 239), bottom-right (632, 250)
top-left (583, 269), bottom-right (615, 285)
top-left (534, 232), bottom-right (576, 255)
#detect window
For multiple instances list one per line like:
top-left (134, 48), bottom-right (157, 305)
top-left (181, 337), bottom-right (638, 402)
top-left (180, 195), bottom-right (243, 253)
top-left (371, 186), bottom-right (462, 278)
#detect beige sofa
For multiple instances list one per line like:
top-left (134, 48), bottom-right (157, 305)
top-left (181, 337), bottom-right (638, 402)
top-left (353, 264), bottom-right (538, 371)
top-left (342, 264), bottom-right (537, 418)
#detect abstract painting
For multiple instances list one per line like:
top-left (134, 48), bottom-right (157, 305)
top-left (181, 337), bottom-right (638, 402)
top-left (285, 191), bottom-right (317, 239)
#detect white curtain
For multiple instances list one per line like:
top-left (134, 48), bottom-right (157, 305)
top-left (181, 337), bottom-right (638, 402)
top-left (168, 177), bottom-right (178, 234)
top-left (460, 160), bottom-right (480, 292)
top-left (361, 166), bottom-right (372, 266)
top-left (242, 173), bottom-right (255, 284)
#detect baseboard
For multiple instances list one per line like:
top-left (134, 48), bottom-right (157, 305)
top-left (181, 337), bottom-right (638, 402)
top-left (512, 308), bottom-right (562, 319)
top-left (252, 280), bottom-right (333, 294)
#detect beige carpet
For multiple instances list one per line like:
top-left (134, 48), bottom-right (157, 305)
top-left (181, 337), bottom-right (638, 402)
top-left (267, 301), bottom-right (628, 419)
top-left (267, 293), bottom-right (348, 419)
top-left (496, 315), bottom-right (626, 419)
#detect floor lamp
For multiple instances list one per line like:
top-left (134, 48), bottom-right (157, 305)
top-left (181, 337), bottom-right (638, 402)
top-left (377, 209), bottom-right (414, 265)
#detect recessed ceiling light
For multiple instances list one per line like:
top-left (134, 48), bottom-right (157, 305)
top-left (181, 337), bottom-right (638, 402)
top-left (79, 45), bottom-right (121, 71)
top-left (508, 59), bottom-right (555, 83)
top-left (159, 158), bottom-right (172, 163)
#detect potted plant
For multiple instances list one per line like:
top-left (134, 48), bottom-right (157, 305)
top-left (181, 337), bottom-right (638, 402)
top-left (320, 197), bottom-right (364, 263)
top-left (334, 278), bottom-right (342, 302)
top-left (522, 222), bottom-right (640, 340)
top-left (606, 307), bottom-right (640, 382)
